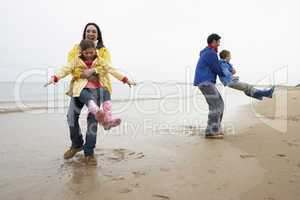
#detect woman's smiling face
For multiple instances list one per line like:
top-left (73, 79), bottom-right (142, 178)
top-left (85, 25), bottom-right (98, 41)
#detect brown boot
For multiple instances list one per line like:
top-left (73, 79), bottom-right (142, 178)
top-left (205, 133), bottom-right (224, 139)
top-left (63, 147), bottom-right (83, 159)
top-left (84, 155), bottom-right (98, 166)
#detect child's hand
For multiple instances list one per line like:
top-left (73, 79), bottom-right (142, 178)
top-left (126, 80), bottom-right (136, 88)
top-left (81, 69), bottom-right (96, 78)
top-left (232, 68), bottom-right (237, 75)
top-left (87, 75), bottom-right (99, 82)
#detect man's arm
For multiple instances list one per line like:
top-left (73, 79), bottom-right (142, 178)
top-left (206, 52), bottom-right (224, 76)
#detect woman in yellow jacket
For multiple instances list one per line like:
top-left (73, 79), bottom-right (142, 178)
top-left (63, 23), bottom-right (134, 162)
top-left (67, 23), bottom-right (114, 93)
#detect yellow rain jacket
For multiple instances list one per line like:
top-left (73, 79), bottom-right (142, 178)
top-left (54, 56), bottom-right (126, 97)
top-left (67, 44), bottom-right (114, 94)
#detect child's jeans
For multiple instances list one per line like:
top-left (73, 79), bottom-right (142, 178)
top-left (227, 80), bottom-right (256, 97)
top-left (99, 88), bottom-right (111, 102)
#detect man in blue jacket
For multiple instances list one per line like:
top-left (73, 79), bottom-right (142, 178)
top-left (194, 33), bottom-right (224, 139)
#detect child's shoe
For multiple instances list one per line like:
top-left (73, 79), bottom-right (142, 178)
top-left (95, 110), bottom-right (105, 124)
top-left (252, 86), bottom-right (275, 99)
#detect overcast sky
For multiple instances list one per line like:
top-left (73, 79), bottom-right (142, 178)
top-left (0, 0), bottom-right (298, 85)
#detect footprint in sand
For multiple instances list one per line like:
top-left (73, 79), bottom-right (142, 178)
top-left (132, 171), bottom-right (146, 178)
top-left (132, 183), bottom-right (140, 188)
top-left (265, 197), bottom-right (276, 200)
top-left (160, 167), bottom-right (171, 172)
top-left (111, 176), bottom-right (125, 181)
top-left (108, 148), bottom-right (127, 161)
top-left (152, 194), bottom-right (170, 200)
top-left (134, 152), bottom-right (145, 159)
top-left (287, 116), bottom-right (300, 122)
top-left (118, 188), bottom-right (132, 194)
top-left (208, 169), bottom-right (216, 174)
top-left (94, 148), bottom-right (145, 162)
top-left (240, 154), bottom-right (256, 159)
top-left (287, 142), bottom-right (299, 147)
top-left (276, 154), bottom-right (287, 157)
top-left (267, 181), bottom-right (274, 185)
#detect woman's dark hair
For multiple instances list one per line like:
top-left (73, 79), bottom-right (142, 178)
top-left (219, 50), bottom-right (231, 59)
top-left (207, 33), bottom-right (221, 44)
top-left (79, 39), bottom-right (96, 51)
top-left (82, 22), bottom-right (104, 49)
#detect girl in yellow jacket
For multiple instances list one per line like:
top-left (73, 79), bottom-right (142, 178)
top-left (46, 39), bottom-right (135, 130)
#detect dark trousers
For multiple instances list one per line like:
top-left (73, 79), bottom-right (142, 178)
top-left (67, 88), bottom-right (99, 156)
top-left (199, 84), bottom-right (224, 135)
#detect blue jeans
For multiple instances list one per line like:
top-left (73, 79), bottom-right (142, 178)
top-left (67, 88), bottom-right (111, 156)
top-left (198, 84), bottom-right (224, 135)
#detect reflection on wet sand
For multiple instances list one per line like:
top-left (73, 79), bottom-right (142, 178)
top-left (63, 157), bottom-right (100, 200)
top-left (62, 148), bottom-right (147, 200)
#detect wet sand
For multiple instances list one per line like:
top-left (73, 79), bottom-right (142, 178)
top-left (227, 88), bottom-right (300, 200)
top-left (0, 88), bottom-right (299, 200)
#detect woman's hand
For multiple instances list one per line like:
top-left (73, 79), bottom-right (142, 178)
top-left (44, 76), bottom-right (57, 87)
top-left (126, 80), bottom-right (136, 88)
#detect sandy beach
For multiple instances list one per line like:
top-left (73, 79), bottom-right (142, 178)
top-left (0, 87), bottom-right (299, 200)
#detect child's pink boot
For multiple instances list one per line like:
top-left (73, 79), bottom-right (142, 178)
top-left (102, 101), bottom-right (121, 130)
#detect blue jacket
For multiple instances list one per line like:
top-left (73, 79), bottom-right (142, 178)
top-left (193, 47), bottom-right (224, 86)
top-left (219, 59), bottom-right (234, 86)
